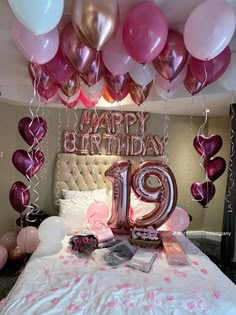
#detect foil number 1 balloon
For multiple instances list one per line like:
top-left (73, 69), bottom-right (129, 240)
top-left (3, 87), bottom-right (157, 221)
top-left (105, 160), bottom-right (177, 234)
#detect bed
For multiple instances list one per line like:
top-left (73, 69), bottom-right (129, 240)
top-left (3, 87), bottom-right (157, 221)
top-left (1, 154), bottom-right (236, 315)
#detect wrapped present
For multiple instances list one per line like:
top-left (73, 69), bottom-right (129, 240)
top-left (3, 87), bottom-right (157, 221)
top-left (129, 226), bottom-right (161, 248)
top-left (69, 231), bottom-right (98, 255)
top-left (159, 231), bottom-right (188, 265)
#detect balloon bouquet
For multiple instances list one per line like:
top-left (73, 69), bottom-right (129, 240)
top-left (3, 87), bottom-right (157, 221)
top-left (8, 0), bottom-right (236, 107)
top-left (191, 134), bottom-right (226, 207)
top-left (0, 117), bottom-right (48, 270)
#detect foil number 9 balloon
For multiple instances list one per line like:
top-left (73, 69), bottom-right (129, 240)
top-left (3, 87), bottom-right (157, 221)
top-left (105, 160), bottom-right (177, 234)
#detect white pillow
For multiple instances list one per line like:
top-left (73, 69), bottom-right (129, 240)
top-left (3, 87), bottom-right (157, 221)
top-left (60, 189), bottom-right (112, 235)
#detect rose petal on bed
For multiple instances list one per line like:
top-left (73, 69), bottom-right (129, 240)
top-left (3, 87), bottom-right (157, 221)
top-left (213, 289), bottom-right (221, 299)
top-left (51, 298), bottom-right (60, 304)
top-left (147, 291), bottom-right (155, 299)
top-left (166, 296), bottom-right (174, 301)
top-left (88, 277), bottom-right (94, 284)
top-left (74, 277), bottom-right (81, 284)
top-left (192, 260), bottom-right (199, 265)
top-left (200, 268), bottom-right (208, 275)
top-left (164, 277), bottom-right (171, 283)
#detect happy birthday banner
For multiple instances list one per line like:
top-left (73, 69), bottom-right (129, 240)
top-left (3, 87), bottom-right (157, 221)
top-left (64, 110), bottom-right (167, 156)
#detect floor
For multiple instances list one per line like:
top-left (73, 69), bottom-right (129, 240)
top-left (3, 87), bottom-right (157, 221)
top-left (0, 238), bottom-right (235, 301)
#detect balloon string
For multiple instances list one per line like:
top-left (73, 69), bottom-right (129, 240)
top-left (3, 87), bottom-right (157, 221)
top-left (55, 105), bottom-right (62, 206)
top-left (197, 108), bottom-right (209, 180)
top-left (163, 94), bottom-right (170, 166)
top-left (225, 102), bottom-right (235, 213)
top-left (185, 96), bottom-right (195, 209)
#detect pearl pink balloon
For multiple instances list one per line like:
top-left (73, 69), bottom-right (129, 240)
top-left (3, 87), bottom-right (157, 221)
top-left (0, 246), bottom-right (8, 270)
top-left (17, 226), bottom-right (40, 254)
top-left (87, 201), bottom-right (109, 225)
top-left (154, 63), bottom-right (188, 92)
top-left (123, 2), bottom-right (168, 63)
top-left (184, 0), bottom-right (236, 60)
top-left (0, 231), bottom-right (17, 252)
top-left (164, 207), bottom-right (190, 232)
top-left (80, 91), bottom-right (97, 108)
top-left (12, 17), bottom-right (59, 64)
top-left (102, 29), bottom-right (135, 75)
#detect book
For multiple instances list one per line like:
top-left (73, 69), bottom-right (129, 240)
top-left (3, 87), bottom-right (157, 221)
top-left (127, 249), bottom-right (157, 273)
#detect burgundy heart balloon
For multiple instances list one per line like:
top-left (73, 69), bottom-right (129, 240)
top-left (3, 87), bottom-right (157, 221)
top-left (191, 181), bottom-right (215, 207)
top-left (28, 62), bottom-right (54, 90)
top-left (107, 85), bottom-right (129, 102)
top-left (104, 68), bottom-right (130, 93)
top-left (9, 181), bottom-right (30, 213)
top-left (184, 66), bottom-right (205, 95)
top-left (18, 117), bottom-right (47, 147)
top-left (193, 134), bottom-right (223, 159)
top-left (204, 156), bottom-right (226, 182)
top-left (153, 30), bottom-right (189, 81)
top-left (60, 23), bottom-right (96, 73)
top-left (129, 79), bottom-right (153, 105)
top-left (12, 149), bottom-right (44, 179)
top-left (79, 53), bottom-right (105, 86)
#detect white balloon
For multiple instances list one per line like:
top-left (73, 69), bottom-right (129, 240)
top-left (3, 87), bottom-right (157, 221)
top-left (129, 62), bottom-right (156, 86)
top-left (184, 0), bottom-right (236, 60)
top-left (38, 216), bottom-right (65, 244)
top-left (8, 0), bottom-right (64, 35)
top-left (81, 78), bottom-right (105, 96)
top-left (218, 53), bottom-right (236, 91)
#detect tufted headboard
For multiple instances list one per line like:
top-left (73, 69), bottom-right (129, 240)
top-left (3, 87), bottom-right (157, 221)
top-left (53, 153), bottom-right (166, 208)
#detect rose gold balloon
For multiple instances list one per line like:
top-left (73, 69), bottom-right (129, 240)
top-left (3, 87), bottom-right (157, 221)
top-left (28, 62), bottom-right (54, 90)
top-left (61, 72), bottom-right (80, 97)
top-left (131, 161), bottom-right (178, 228)
top-left (129, 79), bottom-right (153, 105)
top-left (72, 0), bottom-right (119, 51)
top-left (105, 160), bottom-right (132, 234)
top-left (9, 244), bottom-right (26, 262)
top-left (184, 66), bottom-right (205, 95)
top-left (104, 69), bottom-right (130, 93)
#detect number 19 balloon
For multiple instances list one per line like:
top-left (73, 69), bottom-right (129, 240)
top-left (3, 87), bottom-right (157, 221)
top-left (105, 160), bottom-right (177, 234)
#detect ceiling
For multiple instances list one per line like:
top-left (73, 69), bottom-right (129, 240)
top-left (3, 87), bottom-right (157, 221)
top-left (0, 0), bottom-right (236, 116)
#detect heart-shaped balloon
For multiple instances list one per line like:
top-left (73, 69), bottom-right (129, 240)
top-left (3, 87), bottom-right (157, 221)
top-left (60, 24), bottom-right (96, 73)
top-left (28, 63), bottom-right (54, 90)
top-left (191, 181), bottom-right (215, 207)
top-left (204, 156), bottom-right (226, 182)
top-left (12, 149), bottom-right (44, 179)
top-left (104, 69), bottom-right (130, 93)
top-left (79, 54), bottom-right (105, 86)
top-left (9, 181), bottom-right (30, 213)
top-left (193, 134), bottom-right (223, 159)
top-left (129, 79), bottom-right (153, 106)
top-left (18, 117), bottom-right (47, 147)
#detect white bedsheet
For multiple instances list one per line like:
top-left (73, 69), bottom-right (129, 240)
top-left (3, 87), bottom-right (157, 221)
top-left (1, 234), bottom-right (236, 315)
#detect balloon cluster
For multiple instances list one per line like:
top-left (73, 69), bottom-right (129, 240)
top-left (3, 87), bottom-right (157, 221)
top-left (9, 117), bottom-right (47, 215)
top-left (9, 0), bottom-right (236, 108)
top-left (191, 134), bottom-right (226, 207)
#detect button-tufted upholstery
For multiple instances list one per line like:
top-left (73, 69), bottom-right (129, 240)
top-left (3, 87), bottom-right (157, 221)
top-left (53, 153), bottom-right (166, 209)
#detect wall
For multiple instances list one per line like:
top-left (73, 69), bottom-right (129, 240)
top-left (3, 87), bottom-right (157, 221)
top-left (0, 102), bottom-right (231, 236)
top-left (0, 103), bottom-right (18, 235)
top-left (206, 116), bottom-right (231, 232)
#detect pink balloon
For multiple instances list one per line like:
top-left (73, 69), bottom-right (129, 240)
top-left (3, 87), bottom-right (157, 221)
top-left (28, 63), bottom-right (54, 90)
top-left (102, 29), bottom-right (135, 75)
top-left (184, 0), bottom-right (236, 60)
top-left (12, 18), bottom-right (59, 64)
top-left (17, 226), bottom-right (40, 254)
top-left (0, 231), bottom-right (17, 252)
top-left (189, 46), bottom-right (231, 85)
top-left (45, 49), bottom-right (74, 84)
top-left (123, 2), bottom-right (168, 63)
top-left (0, 245), bottom-right (8, 270)
top-left (87, 201), bottom-right (109, 226)
top-left (80, 91), bottom-right (97, 108)
top-left (155, 63), bottom-right (188, 91)
top-left (79, 53), bottom-right (105, 86)
top-left (164, 207), bottom-right (190, 232)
